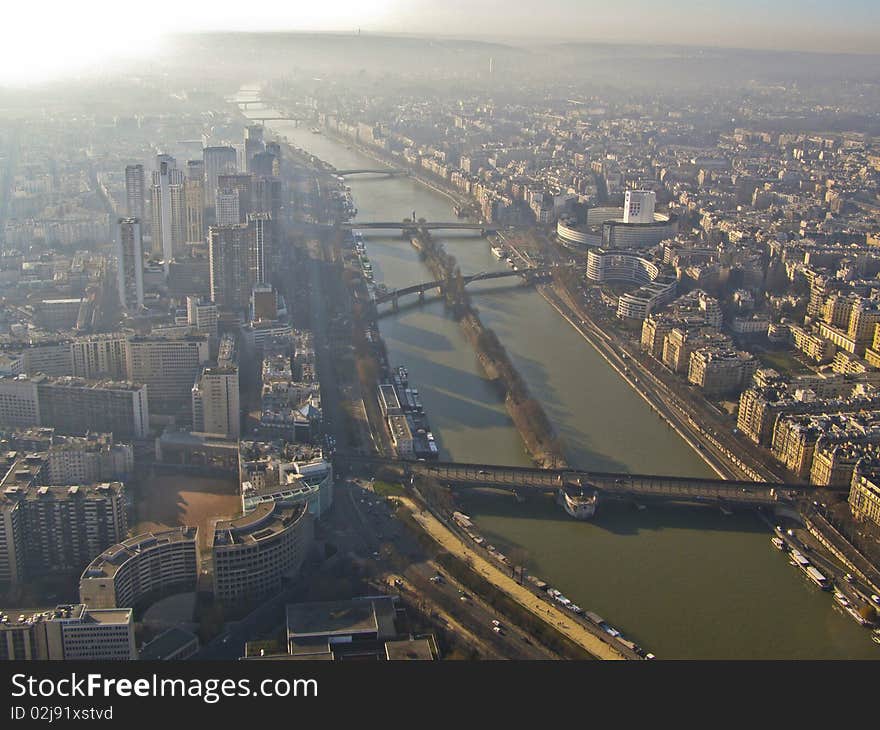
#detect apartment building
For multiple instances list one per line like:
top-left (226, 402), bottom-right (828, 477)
top-left (79, 527), bottom-right (198, 610)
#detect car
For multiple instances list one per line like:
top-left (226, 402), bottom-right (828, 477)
top-left (460, 595), bottom-right (469, 602)
top-left (871, 594), bottom-right (880, 606)
top-left (492, 626), bottom-right (503, 634)
top-left (492, 619), bottom-right (502, 627)
top-left (843, 573), bottom-right (855, 584)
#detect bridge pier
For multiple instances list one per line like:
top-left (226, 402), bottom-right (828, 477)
top-left (392, 294), bottom-right (399, 312)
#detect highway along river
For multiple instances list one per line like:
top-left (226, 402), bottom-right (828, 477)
top-left (250, 99), bottom-right (877, 658)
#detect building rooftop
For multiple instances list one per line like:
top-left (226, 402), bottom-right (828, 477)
top-left (212, 500), bottom-right (306, 548)
top-left (81, 527), bottom-right (197, 580)
top-left (287, 600), bottom-right (376, 639)
top-left (384, 638), bottom-right (435, 661)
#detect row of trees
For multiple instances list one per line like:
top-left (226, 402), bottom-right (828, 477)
top-left (418, 232), bottom-right (566, 467)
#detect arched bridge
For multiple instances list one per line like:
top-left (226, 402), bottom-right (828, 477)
top-left (336, 454), bottom-right (827, 508)
top-left (374, 267), bottom-right (553, 308)
top-left (334, 168), bottom-right (407, 177)
top-left (342, 221), bottom-right (500, 234)
top-left (250, 116), bottom-right (311, 124)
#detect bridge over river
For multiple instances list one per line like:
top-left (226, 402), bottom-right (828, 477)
top-left (342, 221), bottom-right (500, 234)
top-left (333, 168), bottom-right (407, 177)
top-left (337, 454), bottom-right (829, 508)
top-left (373, 267), bottom-right (552, 308)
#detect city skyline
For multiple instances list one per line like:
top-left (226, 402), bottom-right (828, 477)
top-left (3, 1), bottom-right (880, 86)
top-left (3, 2), bottom-right (880, 673)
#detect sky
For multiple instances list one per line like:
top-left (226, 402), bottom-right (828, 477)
top-left (2, 0), bottom-right (879, 85)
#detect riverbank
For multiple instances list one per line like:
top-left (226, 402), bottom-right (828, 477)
top-left (247, 103), bottom-right (880, 657)
top-left (397, 495), bottom-right (627, 660)
top-left (321, 126), bottom-right (473, 213)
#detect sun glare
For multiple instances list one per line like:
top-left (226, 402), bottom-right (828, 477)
top-left (0, 1), bottom-right (396, 86)
top-left (0, 6), bottom-right (162, 86)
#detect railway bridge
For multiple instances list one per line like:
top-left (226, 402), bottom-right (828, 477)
top-left (336, 454), bottom-right (825, 509)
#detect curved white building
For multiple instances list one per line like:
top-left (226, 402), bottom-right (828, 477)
top-left (557, 197), bottom-right (677, 250)
top-left (212, 500), bottom-right (313, 604)
top-left (79, 527), bottom-right (199, 610)
top-left (587, 249), bottom-right (678, 320)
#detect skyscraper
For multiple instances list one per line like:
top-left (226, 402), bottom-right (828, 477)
top-left (248, 212), bottom-right (272, 288)
top-left (244, 124), bottom-right (265, 173)
top-left (215, 188), bottom-right (240, 225)
top-left (250, 151), bottom-right (278, 178)
top-left (115, 218), bottom-right (144, 312)
top-left (150, 155), bottom-right (185, 271)
top-left (203, 146), bottom-right (238, 211)
top-left (124, 164), bottom-right (145, 220)
top-left (184, 160), bottom-right (205, 247)
top-left (217, 173), bottom-right (254, 221)
top-left (208, 223), bottom-right (248, 311)
top-left (208, 214), bottom-right (272, 312)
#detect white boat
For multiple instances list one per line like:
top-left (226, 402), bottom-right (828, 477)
top-left (804, 565), bottom-right (830, 590)
top-left (872, 630), bottom-right (880, 645)
top-left (771, 536), bottom-right (786, 550)
top-left (491, 246), bottom-right (506, 259)
top-left (557, 486), bottom-right (597, 520)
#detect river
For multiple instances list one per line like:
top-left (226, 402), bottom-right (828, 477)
top-left (246, 95), bottom-right (878, 658)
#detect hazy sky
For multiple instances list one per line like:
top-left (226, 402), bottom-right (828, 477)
top-left (2, 0), bottom-right (879, 85)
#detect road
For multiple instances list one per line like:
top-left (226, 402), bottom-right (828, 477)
top-left (332, 478), bottom-right (558, 659)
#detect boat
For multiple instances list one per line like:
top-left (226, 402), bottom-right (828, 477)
top-left (557, 485), bottom-right (598, 520)
top-left (771, 536), bottom-right (786, 551)
top-left (835, 592), bottom-right (871, 626)
top-left (491, 246), bottom-right (506, 260)
top-left (804, 565), bottom-right (830, 590)
top-left (872, 630), bottom-right (880, 645)
top-left (789, 549), bottom-right (810, 568)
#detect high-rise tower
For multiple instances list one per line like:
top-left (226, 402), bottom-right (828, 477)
top-left (116, 218), bottom-right (144, 312)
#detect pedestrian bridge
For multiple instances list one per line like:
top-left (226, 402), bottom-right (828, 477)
top-left (337, 454), bottom-right (823, 507)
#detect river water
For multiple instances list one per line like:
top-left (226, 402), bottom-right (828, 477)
top-left (249, 97), bottom-right (877, 658)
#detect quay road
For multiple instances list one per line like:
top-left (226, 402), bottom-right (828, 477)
top-left (338, 454), bottom-right (832, 508)
top-left (542, 273), bottom-right (781, 483)
top-left (339, 478), bottom-right (558, 659)
top-left (494, 227), bottom-right (784, 484)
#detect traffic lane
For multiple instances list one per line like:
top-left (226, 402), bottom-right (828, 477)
top-left (403, 560), bottom-right (553, 659)
top-left (339, 482), bottom-right (552, 658)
